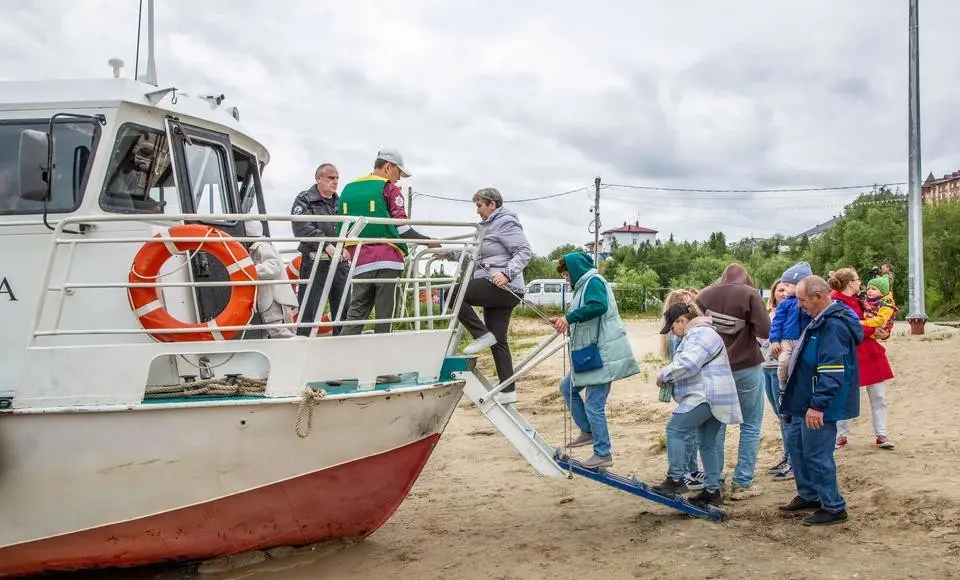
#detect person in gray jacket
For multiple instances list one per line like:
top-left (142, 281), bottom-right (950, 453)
top-left (457, 188), bottom-right (533, 404)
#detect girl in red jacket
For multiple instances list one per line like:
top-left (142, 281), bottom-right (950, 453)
top-left (828, 269), bottom-right (895, 449)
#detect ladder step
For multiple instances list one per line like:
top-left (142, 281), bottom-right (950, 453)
top-left (554, 453), bottom-right (726, 522)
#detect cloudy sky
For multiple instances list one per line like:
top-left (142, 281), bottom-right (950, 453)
top-left (3, 0), bottom-right (959, 255)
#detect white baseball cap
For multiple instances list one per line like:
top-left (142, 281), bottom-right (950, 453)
top-left (377, 148), bottom-right (410, 178)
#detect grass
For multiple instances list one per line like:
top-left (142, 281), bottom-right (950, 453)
top-left (920, 333), bottom-right (955, 342)
top-left (641, 352), bottom-right (668, 365)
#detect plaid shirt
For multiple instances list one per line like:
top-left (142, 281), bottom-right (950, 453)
top-left (659, 319), bottom-right (743, 424)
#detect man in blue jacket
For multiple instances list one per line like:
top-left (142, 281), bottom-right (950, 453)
top-left (779, 275), bottom-right (863, 526)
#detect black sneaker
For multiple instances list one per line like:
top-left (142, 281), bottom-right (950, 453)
top-left (767, 458), bottom-right (789, 474)
top-left (689, 488), bottom-right (724, 509)
top-left (652, 477), bottom-right (688, 496)
top-left (803, 508), bottom-right (848, 526)
top-left (683, 471), bottom-right (705, 491)
top-left (779, 496), bottom-right (822, 512)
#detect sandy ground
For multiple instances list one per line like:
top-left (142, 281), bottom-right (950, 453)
top-left (75, 319), bottom-right (960, 580)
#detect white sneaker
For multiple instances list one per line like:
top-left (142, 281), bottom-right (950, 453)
top-left (494, 390), bottom-right (517, 405)
top-left (463, 332), bottom-right (498, 355)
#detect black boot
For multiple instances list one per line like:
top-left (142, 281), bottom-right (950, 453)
top-left (802, 509), bottom-right (848, 526)
top-left (779, 496), bottom-right (821, 512)
top-left (689, 488), bottom-right (724, 509)
top-left (651, 477), bottom-right (688, 496)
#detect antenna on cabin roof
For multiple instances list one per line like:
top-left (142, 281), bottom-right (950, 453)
top-left (143, 0), bottom-right (158, 86)
top-left (108, 58), bottom-right (124, 78)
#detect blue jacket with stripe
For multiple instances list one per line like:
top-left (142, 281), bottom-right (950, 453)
top-left (782, 300), bottom-right (863, 422)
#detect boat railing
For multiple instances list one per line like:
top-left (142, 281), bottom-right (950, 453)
top-left (28, 212), bottom-right (483, 345)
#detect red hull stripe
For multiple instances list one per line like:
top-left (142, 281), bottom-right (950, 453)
top-left (0, 434), bottom-right (440, 578)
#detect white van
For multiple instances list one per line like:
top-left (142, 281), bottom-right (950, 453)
top-left (523, 279), bottom-right (573, 308)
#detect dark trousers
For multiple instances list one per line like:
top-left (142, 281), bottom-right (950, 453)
top-left (296, 255), bottom-right (350, 337)
top-left (456, 278), bottom-right (520, 393)
top-left (340, 269), bottom-right (402, 335)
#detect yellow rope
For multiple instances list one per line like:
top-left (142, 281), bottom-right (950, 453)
top-left (295, 388), bottom-right (328, 438)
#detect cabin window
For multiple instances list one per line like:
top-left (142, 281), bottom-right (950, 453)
top-left (183, 140), bottom-right (233, 217)
top-left (527, 283), bottom-right (542, 294)
top-left (0, 119), bottom-right (99, 215)
top-left (234, 147), bottom-right (268, 234)
top-left (100, 123), bottom-right (176, 214)
top-left (543, 283), bottom-right (563, 293)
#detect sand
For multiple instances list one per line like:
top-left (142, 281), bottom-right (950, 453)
top-left (107, 320), bottom-right (960, 579)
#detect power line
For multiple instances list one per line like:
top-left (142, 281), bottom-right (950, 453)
top-left (410, 180), bottom-right (907, 205)
top-left (603, 182), bottom-right (906, 194)
top-left (413, 186), bottom-right (591, 204)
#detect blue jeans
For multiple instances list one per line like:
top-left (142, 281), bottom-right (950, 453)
top-left (732, 365), bottom-right (764, 488)
top-left (762, 366), bottom-right (790, 464)
top-left (560, 374), bottom-right (612, 457)
top-left (683, 431), bottom-right (702, 474)
top-left (785, 417), bottom-right (846, 513)
top-left (666, 403), bottom-right (726, 491)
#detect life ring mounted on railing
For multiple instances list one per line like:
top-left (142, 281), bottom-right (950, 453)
top-left (128, 224), bottom-right (258, 342)
top-left (286, 254), bottom-right (302, 294)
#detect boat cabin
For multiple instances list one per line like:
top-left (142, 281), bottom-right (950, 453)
top-left (0, 78), bottom-right (480, 411)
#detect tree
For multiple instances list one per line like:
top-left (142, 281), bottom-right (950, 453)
top-left (522, 256), bottom-right (557, 282)
top-left (924, 202), bottom-right (960, 304)
top-left (548, 244), bottom-right (581, 260)
top-left (612, 266), bottom-right (661, 313)
top-left (706, 232), bottom-right (727, 256)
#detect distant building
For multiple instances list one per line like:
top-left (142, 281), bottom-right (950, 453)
top-left (601, 221), bottom-right (658, 249)
top-left (922, 171), bottom-right (960, 205)
top-left (794, 217), bottom-right (839, 240)
top-left (583, 240), bottom-right (612, 261)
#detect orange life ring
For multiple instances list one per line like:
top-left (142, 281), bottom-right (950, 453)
top-left (286, 254), bottom-right (302, 293)
top-left (128, 224), bottom-right (258, 342)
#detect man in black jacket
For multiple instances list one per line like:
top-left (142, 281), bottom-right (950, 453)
top-left (291, 163), bottom-right (350, 336)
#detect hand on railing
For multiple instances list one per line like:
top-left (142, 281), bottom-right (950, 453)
top-left (324, 245), bottom-right (351, 262)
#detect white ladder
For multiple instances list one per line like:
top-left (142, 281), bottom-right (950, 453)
top-left (452, 332), bottom-right (570, 478)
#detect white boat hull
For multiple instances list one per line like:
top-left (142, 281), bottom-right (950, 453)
top-left (0, 381), bottom-right (463, 577)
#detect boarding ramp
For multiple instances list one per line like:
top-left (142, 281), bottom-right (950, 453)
top-left (450, 331), bottom-right (725, 521)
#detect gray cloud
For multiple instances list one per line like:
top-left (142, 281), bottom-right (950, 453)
top-left (2, 0), bottom-right (960, 254)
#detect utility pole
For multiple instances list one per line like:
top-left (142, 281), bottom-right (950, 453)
top-left (407, 186), bottom-right (414, 218)
top-left (592, 176), bottom-right (601, 266)
top-left (907, 0), bottom-right (927, 334)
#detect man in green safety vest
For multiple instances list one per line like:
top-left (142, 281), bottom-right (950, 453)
top-left (337, 149), bottom-right (437, 336)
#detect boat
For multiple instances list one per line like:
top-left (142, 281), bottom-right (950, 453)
top-left (0, 4), bottom-right (485, 576)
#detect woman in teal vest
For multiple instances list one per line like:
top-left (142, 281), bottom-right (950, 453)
top-left (550, 252), bottom-right (640, 469)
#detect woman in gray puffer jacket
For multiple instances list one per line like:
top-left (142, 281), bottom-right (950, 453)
top-left (457, 188), bottom-right (533, 404)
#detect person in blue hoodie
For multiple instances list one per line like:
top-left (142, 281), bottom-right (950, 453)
top-left (770, 261), bottom-right (814, 391)
top-left (779, 276), bottom-right (862, 526)
top-left (550, 252), bottom-right (640, 469)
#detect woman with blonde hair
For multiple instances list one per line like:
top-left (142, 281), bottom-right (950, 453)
top-left (659, 287), bottom-right (703, 490)
top-left (761, 278), bottom-right (792, 481)
top-left (660, 288), bottom-right (699, 360)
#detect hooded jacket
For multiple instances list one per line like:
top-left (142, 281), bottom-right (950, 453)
top-left (472, 206), bottom-right (533, 294)
top-left (695, 263), bottom-right (771, 372)
top-left (563, 252), bottom-right (640, 386)
top-left (782, 300), bottom-right (864, 421)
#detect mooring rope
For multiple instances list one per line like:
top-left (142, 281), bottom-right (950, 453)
top-left (143, 376), bottom-right (267, 399)
top-left (295, 388), bottom-right (328, 438)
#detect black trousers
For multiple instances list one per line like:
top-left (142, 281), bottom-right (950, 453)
top-left (456, 278), bottom-right (520, 393)
top-left (296, 255), bottom-right (351, 337)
